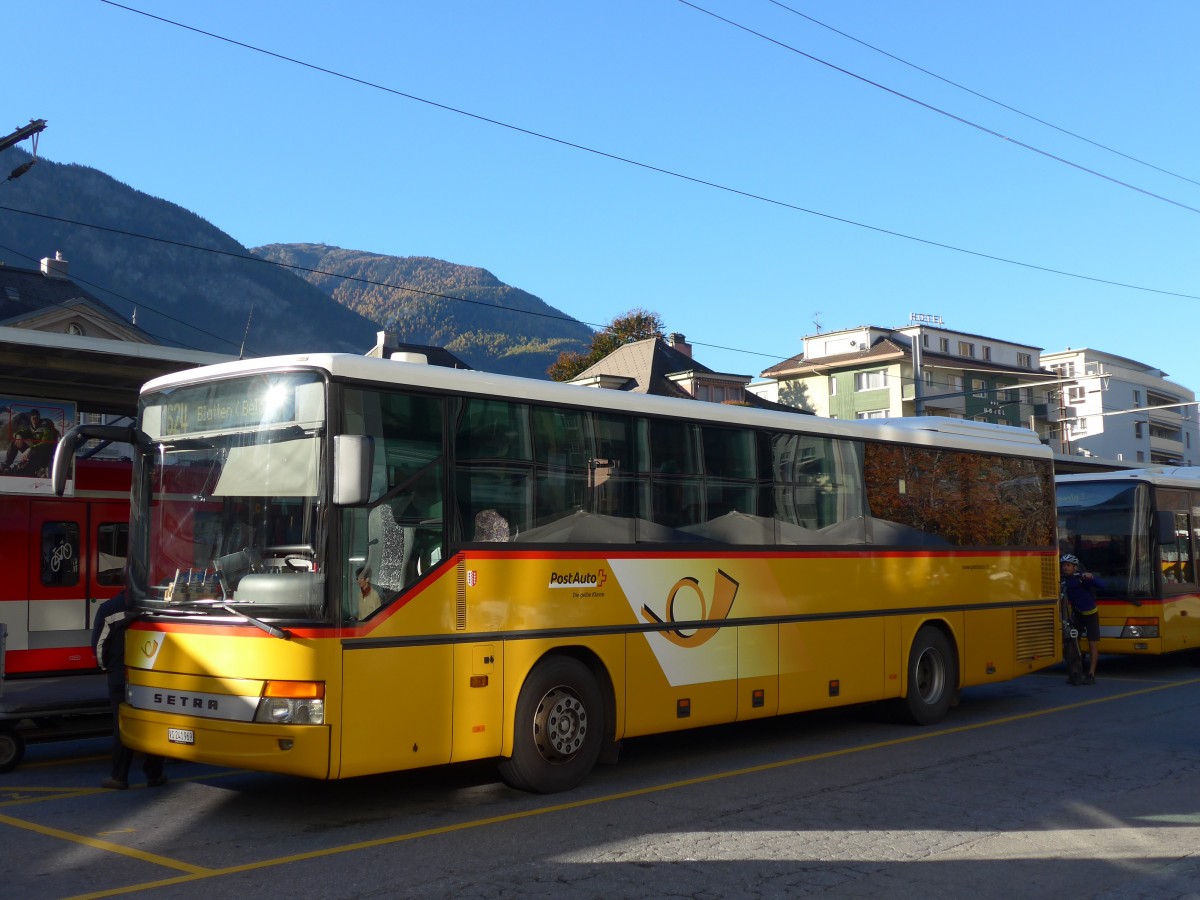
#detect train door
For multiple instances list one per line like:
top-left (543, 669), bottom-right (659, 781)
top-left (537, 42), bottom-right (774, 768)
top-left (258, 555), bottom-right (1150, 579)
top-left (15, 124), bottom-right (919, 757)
top-left (23, 499), bottom-right (127, 673)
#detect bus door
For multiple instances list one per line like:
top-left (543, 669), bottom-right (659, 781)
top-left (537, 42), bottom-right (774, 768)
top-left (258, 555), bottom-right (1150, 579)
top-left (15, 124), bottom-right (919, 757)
top-left (25, 499), bottom-right (127, 671)
top-left (1157, 489), bottom-right (1200, 652)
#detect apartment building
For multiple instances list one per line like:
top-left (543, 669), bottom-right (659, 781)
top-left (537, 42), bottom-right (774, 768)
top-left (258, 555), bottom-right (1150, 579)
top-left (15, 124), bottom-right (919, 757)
top-left (752, 321), bottom-right (1058, 440)
top-left (1042, 348), bottom-right (1198, 466)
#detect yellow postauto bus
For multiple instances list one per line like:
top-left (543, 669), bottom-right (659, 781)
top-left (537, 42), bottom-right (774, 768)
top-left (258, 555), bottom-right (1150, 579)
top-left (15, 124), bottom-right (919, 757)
top-left (1057, 468), bottom-right (1200, 657)
top-left (54, 353), bottom-right (1060, 793)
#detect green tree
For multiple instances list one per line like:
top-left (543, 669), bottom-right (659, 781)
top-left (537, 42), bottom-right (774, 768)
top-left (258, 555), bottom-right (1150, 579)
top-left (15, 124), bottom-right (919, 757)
top-left (547, 308), bottom-right (665, 381)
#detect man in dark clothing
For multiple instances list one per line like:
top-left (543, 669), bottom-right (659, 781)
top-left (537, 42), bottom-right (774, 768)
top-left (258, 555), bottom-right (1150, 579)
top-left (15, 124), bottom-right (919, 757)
top-left (1061, 553), bottom-right (1103, 685)
top-left (91, 589), bottom-right (167, 789)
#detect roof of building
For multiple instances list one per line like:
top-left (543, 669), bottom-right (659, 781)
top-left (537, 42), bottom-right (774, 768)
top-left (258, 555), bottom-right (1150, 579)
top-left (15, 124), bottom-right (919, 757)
top-left (761, 338), bottom-right (908, 378)
top-left (574, 336), bottom-right (808, 412)
top-left (573, 337), bottom-right (696, 397)
top-left (0, 262), bottom-right (142, 333)
top-left (762, 336), bottom-right (1048, 380)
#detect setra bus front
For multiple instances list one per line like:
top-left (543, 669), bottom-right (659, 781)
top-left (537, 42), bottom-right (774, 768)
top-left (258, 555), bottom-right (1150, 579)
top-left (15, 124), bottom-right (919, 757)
top-left (107, 369), bottom-right (346, 777)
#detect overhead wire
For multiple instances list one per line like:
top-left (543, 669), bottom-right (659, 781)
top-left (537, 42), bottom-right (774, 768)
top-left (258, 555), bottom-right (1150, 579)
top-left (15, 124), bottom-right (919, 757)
top-left (677, 0), bottom-right (1200, 215)
top-left (80, 3), bottom-right (1200, 308)
top-left (5, 1), bottom-right (1176, 380)
top-left (764, 0), bottom-right (1200, 189)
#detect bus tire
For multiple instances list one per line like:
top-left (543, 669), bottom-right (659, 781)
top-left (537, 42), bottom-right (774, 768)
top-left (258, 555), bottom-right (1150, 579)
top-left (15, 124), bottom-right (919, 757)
top-left (0, 727), bottom-right (25, 774)
top-left (894, 625), bottom-right (955, 726)
top-left (499, 656), bottom-right (604, 794)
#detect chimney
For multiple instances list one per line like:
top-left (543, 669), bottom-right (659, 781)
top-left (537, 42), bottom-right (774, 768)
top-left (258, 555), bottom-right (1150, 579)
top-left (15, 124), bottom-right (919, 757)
top-left (667, 333), bottom-right (692, 358)
top-left (366, 330), bottom-right (397, 358)
top-left (40, 251), bottom-right (69, 279)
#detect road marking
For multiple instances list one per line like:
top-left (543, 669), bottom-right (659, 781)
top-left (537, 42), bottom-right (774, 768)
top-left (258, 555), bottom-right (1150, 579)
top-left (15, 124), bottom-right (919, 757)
top-left (23, 674), bottom-right (1200, 900)
top-left (21, 754), bottom-right (109, 769)
top-left (0, 812), bottom-right (212, 875)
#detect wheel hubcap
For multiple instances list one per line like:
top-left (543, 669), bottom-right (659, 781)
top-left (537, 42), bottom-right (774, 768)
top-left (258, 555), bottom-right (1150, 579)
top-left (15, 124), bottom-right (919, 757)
top-left (915, 647), bottom-right (945, 703)
top-left (533, 686), bottom-right (587, 761)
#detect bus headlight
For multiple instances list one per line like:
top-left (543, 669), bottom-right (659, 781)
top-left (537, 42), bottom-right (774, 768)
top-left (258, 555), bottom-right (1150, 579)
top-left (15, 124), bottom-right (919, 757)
top-left (254, 681), bottom-right (325, 725)
top-left (1121, 618), bottom-right (1159, 639)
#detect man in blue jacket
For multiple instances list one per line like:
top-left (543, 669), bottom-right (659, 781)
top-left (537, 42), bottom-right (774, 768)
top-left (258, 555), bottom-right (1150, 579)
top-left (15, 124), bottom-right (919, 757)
top-left (91, 588), bottom-right (167, 789)
top-left (1061, 554), bottom-right (1103, 685)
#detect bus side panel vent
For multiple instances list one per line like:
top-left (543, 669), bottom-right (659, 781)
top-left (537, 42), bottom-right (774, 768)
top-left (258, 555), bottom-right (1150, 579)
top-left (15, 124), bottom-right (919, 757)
top-left (1015, 606), bottom-right (1057, 660)
top-left (456, 556), bottom-right (467, 631)
top-left (1042, 555), bottom-right (1059, 598)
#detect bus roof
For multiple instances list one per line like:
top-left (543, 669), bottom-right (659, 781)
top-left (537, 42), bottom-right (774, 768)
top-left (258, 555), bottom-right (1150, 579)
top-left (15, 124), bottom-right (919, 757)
top-left (1056, 467), bottom-right (1200, 489)
top-left (140, 353), bottom-right (1053, 459)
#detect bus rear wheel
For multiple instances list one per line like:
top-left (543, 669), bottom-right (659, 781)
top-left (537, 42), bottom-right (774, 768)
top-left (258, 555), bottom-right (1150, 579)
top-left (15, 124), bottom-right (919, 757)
top-left (894, 625), bottom-right (955, 725)
top-left (499, 656), bottom-right (604, 794)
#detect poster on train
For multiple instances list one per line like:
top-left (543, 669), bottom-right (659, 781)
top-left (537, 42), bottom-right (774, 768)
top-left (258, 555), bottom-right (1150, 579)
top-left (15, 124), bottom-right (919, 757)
top-left (0, 397), bottom-right (75, 495)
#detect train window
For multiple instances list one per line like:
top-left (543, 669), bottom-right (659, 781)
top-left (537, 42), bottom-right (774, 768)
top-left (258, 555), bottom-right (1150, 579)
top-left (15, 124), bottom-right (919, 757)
top-left (97, 522), bottom-right (129, 586)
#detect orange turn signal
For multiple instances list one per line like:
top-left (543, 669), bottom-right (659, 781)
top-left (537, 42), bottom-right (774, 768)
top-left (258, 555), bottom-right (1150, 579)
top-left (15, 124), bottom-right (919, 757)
top-left (262, 681), bottom-right (325, 699)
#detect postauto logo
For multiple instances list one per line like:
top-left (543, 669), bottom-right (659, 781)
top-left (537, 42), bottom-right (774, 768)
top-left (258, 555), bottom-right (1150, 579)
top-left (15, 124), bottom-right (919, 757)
top-left (548, 568), bottom-right (607, 589)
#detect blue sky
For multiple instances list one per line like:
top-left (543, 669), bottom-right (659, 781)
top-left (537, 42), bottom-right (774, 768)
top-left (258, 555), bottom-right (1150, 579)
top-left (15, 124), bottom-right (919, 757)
top-left (8, 1), bottom-right (1199, 391)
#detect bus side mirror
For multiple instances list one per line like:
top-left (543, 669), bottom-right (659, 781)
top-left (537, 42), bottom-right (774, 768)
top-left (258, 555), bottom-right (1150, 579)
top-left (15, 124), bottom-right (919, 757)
top-left (333, 435), bottom-right (373, 506)
top-left (52, 424), bottom-right (139, 497)
top-left (1155, 510), bottom-right (1178, 546)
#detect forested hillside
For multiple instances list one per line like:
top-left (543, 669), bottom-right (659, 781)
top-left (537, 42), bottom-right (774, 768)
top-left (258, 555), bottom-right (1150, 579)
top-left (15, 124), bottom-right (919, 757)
top-left (0, 147), bottom-right (378, 358)
top-left (252, 244), bottom-right (593, 378)
top-left (0, 148), bottom-right (593, 376)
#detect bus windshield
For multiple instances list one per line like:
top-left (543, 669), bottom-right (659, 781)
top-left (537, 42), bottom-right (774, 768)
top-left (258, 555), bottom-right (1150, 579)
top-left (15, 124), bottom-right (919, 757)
top-left (133, 371), bottom-right (328, 621)
top-left (1056, 480), bottom-right (1154, 598)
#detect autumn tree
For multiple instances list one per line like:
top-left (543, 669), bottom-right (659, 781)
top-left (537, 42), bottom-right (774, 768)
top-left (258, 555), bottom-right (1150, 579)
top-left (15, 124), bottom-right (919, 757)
top-left (547, 308), bottom-right (666, 381)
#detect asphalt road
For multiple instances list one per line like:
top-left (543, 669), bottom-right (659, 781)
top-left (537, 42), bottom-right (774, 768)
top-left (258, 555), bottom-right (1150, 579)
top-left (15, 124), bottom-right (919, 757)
top-left (4, 654), bottom-right (1200, 900)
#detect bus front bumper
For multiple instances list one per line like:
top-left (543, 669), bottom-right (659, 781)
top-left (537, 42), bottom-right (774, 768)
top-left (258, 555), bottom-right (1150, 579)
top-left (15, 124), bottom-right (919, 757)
top-left (120, 704), bottom-right (331, 779)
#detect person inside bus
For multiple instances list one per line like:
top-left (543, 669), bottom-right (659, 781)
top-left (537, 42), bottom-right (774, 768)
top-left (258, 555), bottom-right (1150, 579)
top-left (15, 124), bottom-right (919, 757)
top-left (1061, 553), bottom-right (1103, 685)
top-left (354, 565), bottom-right (382, 619)
top-left (473, 508), bottom-right (511, 542)
top-left (92, 585), bottom-right (167, 790)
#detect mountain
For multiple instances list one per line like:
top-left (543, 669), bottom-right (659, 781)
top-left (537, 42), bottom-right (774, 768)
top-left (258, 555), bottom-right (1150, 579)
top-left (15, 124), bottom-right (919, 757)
top-left (0, 147), bottom-right (381, 358)
top-left (251, 243), bottom-right (593, 378)
top-left (0, 147), bottom-right (593, 375)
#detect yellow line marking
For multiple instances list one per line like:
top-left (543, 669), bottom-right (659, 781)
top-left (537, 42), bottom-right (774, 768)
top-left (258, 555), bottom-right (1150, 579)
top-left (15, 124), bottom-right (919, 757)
top-left (0, 813), bottom-right (212, 875)
top-left (1, 785), bottom-right (94, 794)
top-left (1, 789), bottom-right (96, 808)
top-left (39, 675), bottom-right (1200, 900)
top-left (21, 754), bottom-right (109, 769)
top-left (0, 768), bottom-right (254, 808)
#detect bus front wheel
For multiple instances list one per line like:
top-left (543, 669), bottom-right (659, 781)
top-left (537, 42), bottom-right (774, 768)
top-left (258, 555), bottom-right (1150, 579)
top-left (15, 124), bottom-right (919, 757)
top-left (894, 625), bottom-right (955, 726)
top-left (499, 656), bottom-right (604, 794)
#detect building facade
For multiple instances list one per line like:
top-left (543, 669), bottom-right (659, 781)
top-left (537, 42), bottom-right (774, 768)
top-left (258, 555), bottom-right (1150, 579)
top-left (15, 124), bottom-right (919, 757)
top-left (753, 323), bottom-right (1057, 439)
top-left (1042, 348), bottom-right (1198, 466)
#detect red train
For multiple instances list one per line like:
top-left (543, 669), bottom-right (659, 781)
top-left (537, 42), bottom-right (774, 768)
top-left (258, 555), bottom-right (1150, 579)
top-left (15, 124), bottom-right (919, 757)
top-left (0, 458), bottom-right (130, 676)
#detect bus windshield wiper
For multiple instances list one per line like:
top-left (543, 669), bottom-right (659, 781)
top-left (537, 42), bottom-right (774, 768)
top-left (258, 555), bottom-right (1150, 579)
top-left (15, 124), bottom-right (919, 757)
top-left (221, 603), bottom-right (292, 640)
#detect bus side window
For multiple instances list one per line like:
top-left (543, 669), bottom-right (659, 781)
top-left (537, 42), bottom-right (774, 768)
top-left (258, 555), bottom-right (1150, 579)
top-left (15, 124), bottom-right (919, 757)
top-left (1158, 490), bottom-right (1195, 587)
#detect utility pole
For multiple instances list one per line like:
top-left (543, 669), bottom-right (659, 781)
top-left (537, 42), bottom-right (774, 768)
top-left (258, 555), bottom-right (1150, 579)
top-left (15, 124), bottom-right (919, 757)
top-left (0, 119), bottom-right (47, 152)
top-left (1, 119), bottom-right (47, 182)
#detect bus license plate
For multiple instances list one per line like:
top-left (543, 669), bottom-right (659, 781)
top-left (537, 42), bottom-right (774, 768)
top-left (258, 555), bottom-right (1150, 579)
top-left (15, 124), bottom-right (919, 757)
top-left (168, 728), bottom-right (195, 745)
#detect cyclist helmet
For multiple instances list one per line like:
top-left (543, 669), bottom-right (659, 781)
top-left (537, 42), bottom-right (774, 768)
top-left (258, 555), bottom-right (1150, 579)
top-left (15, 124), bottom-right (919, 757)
top-left (1060, 553), bottom-right (1080, 566)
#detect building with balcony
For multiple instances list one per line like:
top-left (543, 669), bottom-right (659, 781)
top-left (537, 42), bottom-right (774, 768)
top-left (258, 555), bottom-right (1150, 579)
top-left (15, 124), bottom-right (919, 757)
top-left (752, 322), bottom-right (1057, 439)
top-left (1042, 348), bottom-right (1198, 466)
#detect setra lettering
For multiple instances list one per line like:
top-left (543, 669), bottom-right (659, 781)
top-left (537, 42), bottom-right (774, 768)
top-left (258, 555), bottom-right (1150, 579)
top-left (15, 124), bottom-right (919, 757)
top-left (151, 692), bottom-right (219, 711)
